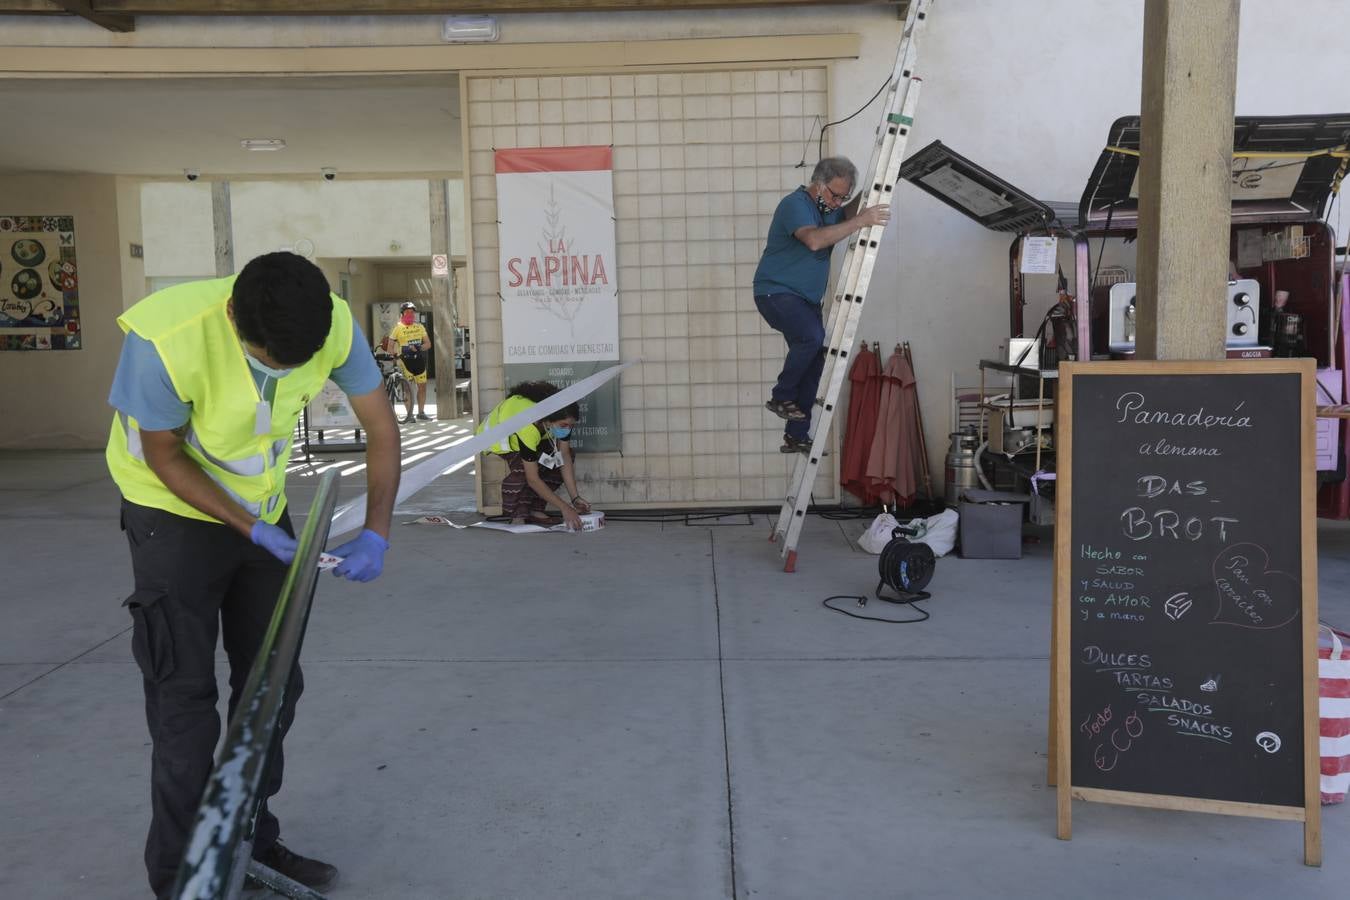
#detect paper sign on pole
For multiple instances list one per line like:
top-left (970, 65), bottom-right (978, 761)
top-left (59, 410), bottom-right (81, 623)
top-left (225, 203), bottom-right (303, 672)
top-left (1020, 236), bottom-right (1058, 274)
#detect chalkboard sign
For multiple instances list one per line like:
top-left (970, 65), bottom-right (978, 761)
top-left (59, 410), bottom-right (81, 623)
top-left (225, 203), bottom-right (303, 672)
top-left (1052, 360), bottom-right (1321, 865)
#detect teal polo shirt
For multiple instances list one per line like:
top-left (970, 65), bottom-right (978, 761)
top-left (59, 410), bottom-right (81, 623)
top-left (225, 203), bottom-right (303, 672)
top-left (752, 186), bottom-right (845, 305)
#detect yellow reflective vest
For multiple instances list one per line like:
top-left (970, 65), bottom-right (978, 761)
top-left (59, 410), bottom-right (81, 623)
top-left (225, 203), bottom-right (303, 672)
top-left (478, 394), bottom-right (543, 456)
top-left (106, 275), bottom-right (353, 524)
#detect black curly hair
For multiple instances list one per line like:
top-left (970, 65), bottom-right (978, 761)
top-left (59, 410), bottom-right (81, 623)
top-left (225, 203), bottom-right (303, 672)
top-left (231, 252), bottom-right (333, 366)
top-left (508, 380), bottom-right (580, 421)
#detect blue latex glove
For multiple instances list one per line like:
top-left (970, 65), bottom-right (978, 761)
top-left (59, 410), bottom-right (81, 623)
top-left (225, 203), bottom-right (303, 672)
top-left (251, 521), bottom-right (298, 565)
top-left (328, 529), bottom-right (390, 583)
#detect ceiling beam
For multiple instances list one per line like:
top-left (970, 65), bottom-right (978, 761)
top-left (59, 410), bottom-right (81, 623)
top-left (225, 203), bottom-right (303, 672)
top-left (2, 0), bottom-right (895, 14)
top-left (0, 32), bottom-right (862, 76)
top-left (46, 0), bottom-right (134, 30)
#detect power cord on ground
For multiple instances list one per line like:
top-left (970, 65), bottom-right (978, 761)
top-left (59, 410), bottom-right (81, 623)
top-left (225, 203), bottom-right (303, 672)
top-left (822, 530), bottom-right (937, 624)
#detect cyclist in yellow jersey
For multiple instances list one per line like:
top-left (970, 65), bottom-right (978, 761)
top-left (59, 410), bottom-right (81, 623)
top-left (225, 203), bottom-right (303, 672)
top-left (383, 301), bottom-right (433, 423)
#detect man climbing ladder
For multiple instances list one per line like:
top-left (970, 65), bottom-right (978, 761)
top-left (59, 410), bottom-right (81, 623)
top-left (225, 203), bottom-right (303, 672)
top-left (770, 0), bottom-right (932, 571)
top-left (754, 157), bottom-right (892, 454)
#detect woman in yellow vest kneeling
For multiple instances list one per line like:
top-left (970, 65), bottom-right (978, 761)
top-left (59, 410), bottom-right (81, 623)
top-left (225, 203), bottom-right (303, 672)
top-left (479, 381), bottom-right (590, 530)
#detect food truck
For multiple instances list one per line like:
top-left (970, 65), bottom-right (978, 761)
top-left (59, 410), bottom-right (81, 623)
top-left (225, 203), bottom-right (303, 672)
top-left (899, 113), bottom-right (1350, 515)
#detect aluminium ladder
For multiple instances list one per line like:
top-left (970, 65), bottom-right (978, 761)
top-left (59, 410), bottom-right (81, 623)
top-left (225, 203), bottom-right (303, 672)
top-left (770, 0), bottom-right (931, 572)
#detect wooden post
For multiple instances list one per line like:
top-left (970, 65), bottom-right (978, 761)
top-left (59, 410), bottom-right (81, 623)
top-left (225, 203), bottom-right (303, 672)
top-left (1053, 370), bottom-right (1074, 840)
top-left (429, 179), bottom-right (459, 418)
top-left (1300, 365), bottom-right (1323, 866)
top-left (211, 181), bottom-right (233, 277)
top-left (1134, 0), bottom-right (1240, 362)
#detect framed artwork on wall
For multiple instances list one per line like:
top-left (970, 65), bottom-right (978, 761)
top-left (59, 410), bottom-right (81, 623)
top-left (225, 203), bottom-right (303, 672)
top-left (0, 215), bottom-right (80, 351)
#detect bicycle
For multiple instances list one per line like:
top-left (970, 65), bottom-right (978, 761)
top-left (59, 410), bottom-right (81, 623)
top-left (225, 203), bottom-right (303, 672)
top-left (374, 350), bottom-right (409, 410)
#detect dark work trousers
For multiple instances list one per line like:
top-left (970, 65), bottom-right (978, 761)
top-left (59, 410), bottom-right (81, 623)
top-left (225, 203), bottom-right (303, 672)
top-left (120, 499), bottom-right (302, 900)
top-left (754, 291), bottom-right (826, 442)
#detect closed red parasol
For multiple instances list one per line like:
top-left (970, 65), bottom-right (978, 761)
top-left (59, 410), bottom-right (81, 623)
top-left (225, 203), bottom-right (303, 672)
top-left (840, 342), bottom-right (882, 504)
top-left (863, 347), bottom-right (923, 508)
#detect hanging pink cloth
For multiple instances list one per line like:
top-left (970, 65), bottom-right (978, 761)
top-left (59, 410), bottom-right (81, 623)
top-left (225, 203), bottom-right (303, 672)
top-left (864, 349), bottom-right (921, 508)
top-left (840, 345), bottom-right (883, 504)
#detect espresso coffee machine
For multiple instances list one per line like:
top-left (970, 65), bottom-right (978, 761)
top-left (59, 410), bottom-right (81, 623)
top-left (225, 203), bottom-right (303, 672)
top-left (1098, 278), bottom-right (1266, 359)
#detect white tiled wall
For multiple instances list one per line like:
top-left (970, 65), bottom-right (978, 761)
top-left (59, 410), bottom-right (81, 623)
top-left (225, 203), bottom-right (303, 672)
top-left (466, 67), bottom-right (840, 508)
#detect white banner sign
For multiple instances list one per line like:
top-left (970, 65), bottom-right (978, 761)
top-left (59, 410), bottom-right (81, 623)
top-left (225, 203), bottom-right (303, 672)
top-left (496, 146), bottom-right (618, 364)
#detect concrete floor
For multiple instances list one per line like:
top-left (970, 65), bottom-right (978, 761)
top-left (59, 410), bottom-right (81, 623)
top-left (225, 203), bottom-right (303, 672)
top-left (1, 439), bottom-right (1347, 900)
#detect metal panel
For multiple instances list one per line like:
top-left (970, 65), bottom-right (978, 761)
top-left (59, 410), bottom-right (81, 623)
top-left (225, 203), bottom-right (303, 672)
top-left (899, 140), bottom-right (1074, 232)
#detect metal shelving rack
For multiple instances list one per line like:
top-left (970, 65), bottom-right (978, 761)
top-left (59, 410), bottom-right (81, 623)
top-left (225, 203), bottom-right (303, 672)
top-left (977, 358), bottom-right (1058, 483)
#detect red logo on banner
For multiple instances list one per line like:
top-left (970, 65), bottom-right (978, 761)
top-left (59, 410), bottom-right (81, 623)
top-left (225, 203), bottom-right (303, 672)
top-left (506, 239), bottom-right (609, 289)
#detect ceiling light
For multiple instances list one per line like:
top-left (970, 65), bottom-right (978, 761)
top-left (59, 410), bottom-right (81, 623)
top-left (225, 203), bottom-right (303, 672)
top-left (442, 15), bottom-right (498, 43)
top-left (241, 138), bottom-right (286, 151)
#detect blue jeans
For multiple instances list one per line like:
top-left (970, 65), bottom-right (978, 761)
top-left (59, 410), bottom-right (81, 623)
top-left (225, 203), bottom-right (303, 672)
top-left (754, 292), bottom-right (825, 441)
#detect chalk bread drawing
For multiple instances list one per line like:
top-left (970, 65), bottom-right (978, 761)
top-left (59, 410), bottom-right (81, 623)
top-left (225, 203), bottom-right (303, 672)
top-left (1164, 592), bottom-right (1192, 621)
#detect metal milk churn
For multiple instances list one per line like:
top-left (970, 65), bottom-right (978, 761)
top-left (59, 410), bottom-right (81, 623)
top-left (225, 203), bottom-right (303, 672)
top-left (944, 427), bottom-right (980, 507)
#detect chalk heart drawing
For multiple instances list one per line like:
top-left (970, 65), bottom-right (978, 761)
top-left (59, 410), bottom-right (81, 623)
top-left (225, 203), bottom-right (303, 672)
top-left (1210, 543), bottom-right (1300, 630)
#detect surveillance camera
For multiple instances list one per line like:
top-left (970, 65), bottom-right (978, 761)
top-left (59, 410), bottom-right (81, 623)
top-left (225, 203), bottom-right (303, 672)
top-left (321, 167), bottom-right (337, 182)
top-left (184, 169), bottom-right (200, 182)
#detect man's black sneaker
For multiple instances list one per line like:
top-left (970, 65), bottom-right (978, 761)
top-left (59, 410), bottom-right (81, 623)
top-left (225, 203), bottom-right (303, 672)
top-left (416, 412), bottom-right (432, 421)
top-left (780, 434), bottom-right (812, 455)
top-left (765, 398), bottom-right (808, 421)
top-left (252, 842), bottom-right (339, 891)
top-left (401, 414), bottom-right (416, 424)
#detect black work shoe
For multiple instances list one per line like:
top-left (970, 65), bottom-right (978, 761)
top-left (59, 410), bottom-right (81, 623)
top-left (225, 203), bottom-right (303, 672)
top-left (780, 434), bottom-right (812, 455)
top-left (765, 398), bottom-right (808, 421)
top-left (252, 842), bottom-right (339, 892)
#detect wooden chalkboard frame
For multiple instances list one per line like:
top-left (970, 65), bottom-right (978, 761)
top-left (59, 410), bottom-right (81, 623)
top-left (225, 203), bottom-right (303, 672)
top-left (1050, 359), bottom-right (1322, 866)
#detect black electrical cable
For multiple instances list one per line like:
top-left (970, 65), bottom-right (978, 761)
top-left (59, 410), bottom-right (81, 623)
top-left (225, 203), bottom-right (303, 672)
top-left (817, 76), bottom-right (891, 163)
top-left (817, 506), bottom-right (887, 521)
top-left (822, 534), bottom-right (935, 624)
top-left (480, 502), bottom-right (942, 527)
top-left (795, 74), bottom-right (891, 169)
top-left (822, 593), bottom-right (929, 623)
top-left (1084, 144), bottom-right (1123, 292)
top-left (794, 115), bottom-right (823, 170)
top-left (1090, 200), bottom-right (1116, 292)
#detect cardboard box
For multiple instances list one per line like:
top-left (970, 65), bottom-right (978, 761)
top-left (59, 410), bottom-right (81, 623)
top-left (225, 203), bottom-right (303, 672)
top-left (959, 489), bottom-right (1030, 559)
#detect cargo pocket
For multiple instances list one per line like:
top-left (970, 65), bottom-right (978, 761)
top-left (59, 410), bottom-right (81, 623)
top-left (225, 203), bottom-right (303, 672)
top-left (124, 590), bottom-right (176, 683)
top-left (120, 501), bottom-right (162, 551)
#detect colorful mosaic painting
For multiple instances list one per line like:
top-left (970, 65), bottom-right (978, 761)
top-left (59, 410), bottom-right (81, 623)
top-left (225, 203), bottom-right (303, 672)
top-left (0, 215), bottom-right (79, 351)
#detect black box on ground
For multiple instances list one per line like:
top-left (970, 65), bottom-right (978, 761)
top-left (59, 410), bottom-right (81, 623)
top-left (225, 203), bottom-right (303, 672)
top-left (959, 489), bottom-right (1030, 559)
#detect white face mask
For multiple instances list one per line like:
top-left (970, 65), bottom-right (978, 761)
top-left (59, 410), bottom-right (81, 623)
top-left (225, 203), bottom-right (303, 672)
top-left (245, 350), bottom-right (293, 380)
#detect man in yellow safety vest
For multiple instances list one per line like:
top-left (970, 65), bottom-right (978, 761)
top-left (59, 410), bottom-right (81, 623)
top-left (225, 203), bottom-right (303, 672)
top-left (106, 252), bottom-right (401, 898)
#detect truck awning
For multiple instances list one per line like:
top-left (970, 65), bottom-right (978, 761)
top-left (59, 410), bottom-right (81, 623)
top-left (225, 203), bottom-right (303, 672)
top-left (1080, 114), bottom-right (1350, 228)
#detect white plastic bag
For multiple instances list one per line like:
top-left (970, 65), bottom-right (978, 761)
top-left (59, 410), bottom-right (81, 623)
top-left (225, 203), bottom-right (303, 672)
top-left (912, 508), bottom-right (959, 558)
top-left (858, 512), bottom-right (901, 554)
